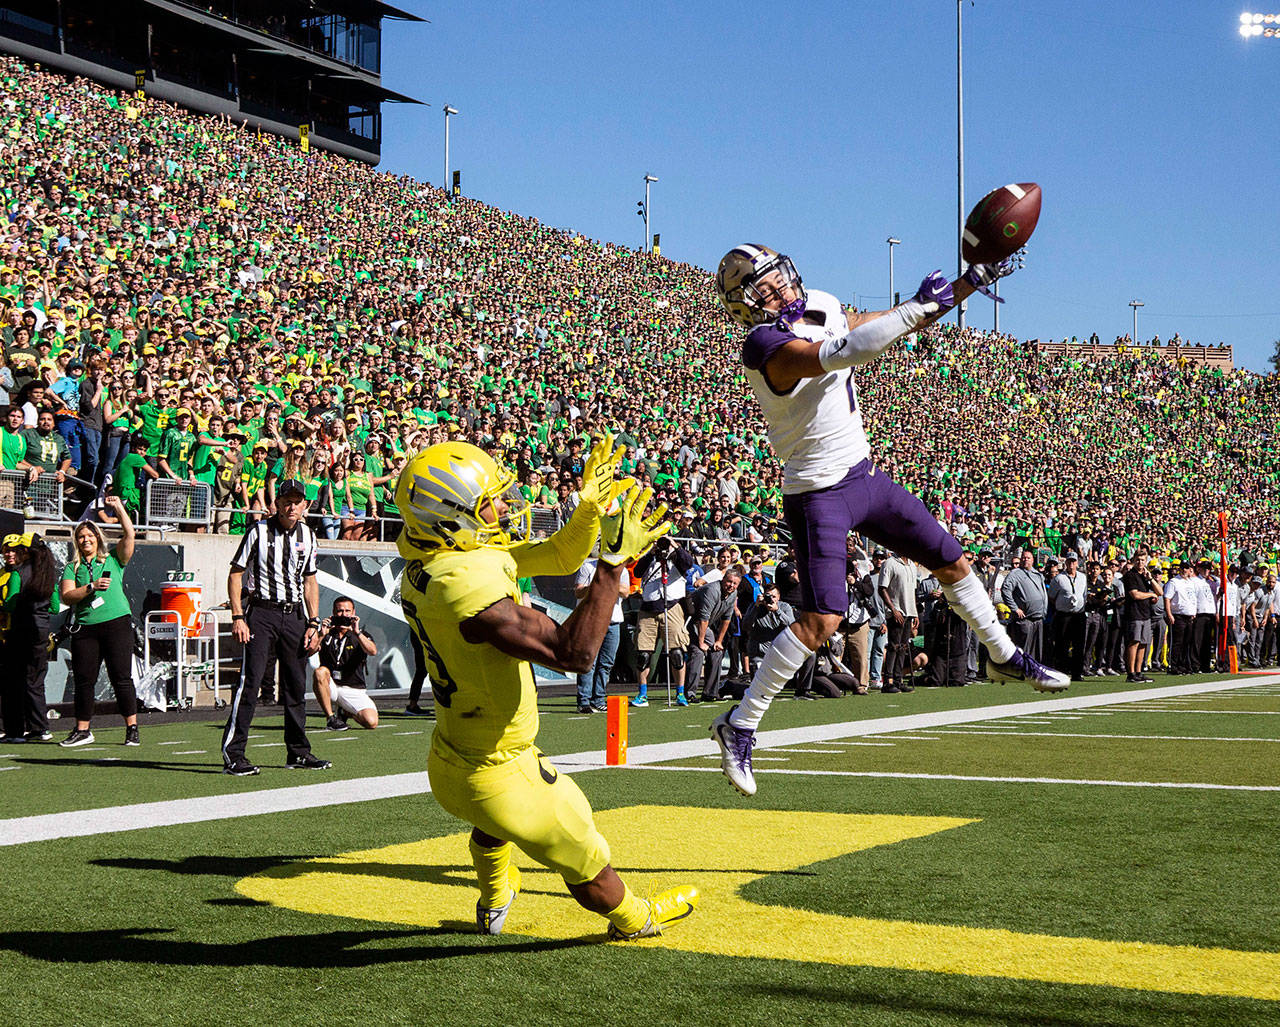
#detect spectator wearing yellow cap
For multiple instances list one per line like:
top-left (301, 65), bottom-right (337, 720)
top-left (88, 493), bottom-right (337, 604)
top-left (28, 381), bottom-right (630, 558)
top-left (241, 441), bottom-right (272, 524)
top-left (0, 532), bottom-right (57, 743)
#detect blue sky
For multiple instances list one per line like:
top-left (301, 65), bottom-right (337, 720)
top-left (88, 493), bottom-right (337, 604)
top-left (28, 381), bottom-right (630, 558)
top-left (379, 1), bottom-right (1280, 372)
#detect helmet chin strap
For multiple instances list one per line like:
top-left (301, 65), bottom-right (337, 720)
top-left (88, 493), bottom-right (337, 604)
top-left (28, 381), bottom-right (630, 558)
top-left (775, 293), bottom-right (807, 328)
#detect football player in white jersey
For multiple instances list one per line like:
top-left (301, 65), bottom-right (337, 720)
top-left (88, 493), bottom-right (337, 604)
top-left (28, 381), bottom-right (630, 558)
top-left (708, 244), bottom-right (1069, 796)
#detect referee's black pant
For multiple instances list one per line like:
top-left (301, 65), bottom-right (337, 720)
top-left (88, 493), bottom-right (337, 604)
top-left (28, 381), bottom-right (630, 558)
top-left (222, 605), bottom-right (313, 766)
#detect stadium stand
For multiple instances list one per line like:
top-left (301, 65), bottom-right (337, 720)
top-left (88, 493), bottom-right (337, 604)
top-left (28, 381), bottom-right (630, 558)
top-left (2, 54), bottom-right (1277, 565)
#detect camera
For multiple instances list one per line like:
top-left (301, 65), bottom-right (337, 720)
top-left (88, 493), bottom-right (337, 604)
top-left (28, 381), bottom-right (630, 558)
top-left (653, 537), bottom-right (672, 558)
top-left (330, 615), bottom-right (353, 627)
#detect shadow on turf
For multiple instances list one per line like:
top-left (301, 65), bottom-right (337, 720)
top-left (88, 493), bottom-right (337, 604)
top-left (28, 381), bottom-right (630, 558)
top-left (0, 927), bottom-right (601, 967)
top-left (11, 756), bottom-right (223, 774)
top-left (93, 854), bottom-right (812, 884)
top-left (94, 855), bottom-right (324, 877)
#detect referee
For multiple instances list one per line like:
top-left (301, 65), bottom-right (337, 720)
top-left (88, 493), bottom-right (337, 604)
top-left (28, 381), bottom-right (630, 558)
top-left (221, 477), bottom-right (331, 775)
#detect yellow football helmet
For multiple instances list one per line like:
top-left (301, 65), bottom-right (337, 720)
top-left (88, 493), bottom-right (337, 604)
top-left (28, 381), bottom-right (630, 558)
top-left (715, 244), bottom-right (807, 328)
top-left (395, 443), bottom-right (531, 553)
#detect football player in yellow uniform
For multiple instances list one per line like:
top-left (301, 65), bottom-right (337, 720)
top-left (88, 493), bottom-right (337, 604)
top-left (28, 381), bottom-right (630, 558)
top-left (395, 435), bottom-right (698, 939)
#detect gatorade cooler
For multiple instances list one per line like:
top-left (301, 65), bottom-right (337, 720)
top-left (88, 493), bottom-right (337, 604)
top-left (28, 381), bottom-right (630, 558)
top-left (161, 575), bottom-right (203, 638)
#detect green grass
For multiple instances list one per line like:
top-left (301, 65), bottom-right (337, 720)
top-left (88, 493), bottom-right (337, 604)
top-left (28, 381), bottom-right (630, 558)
top-left (2, 674), bottom-right (1278, 1026)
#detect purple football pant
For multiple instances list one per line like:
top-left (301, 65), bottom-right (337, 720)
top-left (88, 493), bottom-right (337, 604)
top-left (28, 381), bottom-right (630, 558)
top-left (782, 459), bottom-right (964, 615)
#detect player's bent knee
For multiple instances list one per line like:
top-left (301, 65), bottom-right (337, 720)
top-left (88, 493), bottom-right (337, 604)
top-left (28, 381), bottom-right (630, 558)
top-left (793, 611), bottom-right (843, 649)
top-left (669, 650), bottom-right (685, 670)
top-left (359, 709), bottom-right (378, 729)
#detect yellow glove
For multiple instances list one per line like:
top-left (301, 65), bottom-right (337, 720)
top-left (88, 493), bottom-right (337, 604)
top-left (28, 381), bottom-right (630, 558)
top-left (599, 486), bottom-right (671, 567)
top-left (577, 431), bottom-right (635, 518)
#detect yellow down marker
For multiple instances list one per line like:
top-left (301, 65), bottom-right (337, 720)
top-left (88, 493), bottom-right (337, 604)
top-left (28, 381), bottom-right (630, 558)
top-left (236, 806), bottom-right (1279, 1001)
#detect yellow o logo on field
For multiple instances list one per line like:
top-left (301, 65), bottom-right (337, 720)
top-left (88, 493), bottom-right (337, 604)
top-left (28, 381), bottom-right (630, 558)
top-left (237, 806), bottom-right (1280, 1001)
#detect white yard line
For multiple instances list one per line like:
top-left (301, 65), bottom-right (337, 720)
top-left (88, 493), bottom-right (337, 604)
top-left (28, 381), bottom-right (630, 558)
top-left (1111, 709), bottom-right (1280, 716)
top-left (625, 764), bottom-right (1280, 792)
top-left (3, 675), bottom-right (1276, 847)
top-left (173, 750), bottom-right (207, 755)
top-left (753, 747), bottom-right (849, 754)
top-left (393, 731), bottom-right (424, 736)
top-left (931, 729), bottom-right (1280, 743)
top-left (865, 735), bottom-right (940, 741)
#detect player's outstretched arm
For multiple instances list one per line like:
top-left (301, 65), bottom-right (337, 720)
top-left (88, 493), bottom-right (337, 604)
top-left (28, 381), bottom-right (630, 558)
top-left (460, 565), bottom-right (625, 675)
top-left (509, 431), bottom-right (634, 578)
top-left (463, 485), bottom-right (670, 674)
top-left (765, 262), bottom-right (1008, 392)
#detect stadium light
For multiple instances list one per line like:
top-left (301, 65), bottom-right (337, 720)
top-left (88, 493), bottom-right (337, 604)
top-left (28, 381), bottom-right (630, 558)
top-left (887, 237), bottom-right (900, 307)
top-left (443, 105), bottom-right (459, 194)
top-left (956, 0), bottom-right (966, 330)
top-left (1130, 299), bottom-right (1145, 344)
top-left (642, 174), bottom-right (658, 253)
top-left (1239, 13), bottom-right (1280, 37)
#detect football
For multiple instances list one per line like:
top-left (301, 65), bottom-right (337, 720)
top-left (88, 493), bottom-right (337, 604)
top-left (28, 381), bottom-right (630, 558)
top-left (962, 182), bottom-right (1041, 264)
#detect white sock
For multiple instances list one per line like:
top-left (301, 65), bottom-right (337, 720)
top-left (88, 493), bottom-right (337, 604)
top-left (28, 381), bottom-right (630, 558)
top-left (730, 626), bottom-right (815, 731)
top-left (942, 570), bottom-right (1017, 663)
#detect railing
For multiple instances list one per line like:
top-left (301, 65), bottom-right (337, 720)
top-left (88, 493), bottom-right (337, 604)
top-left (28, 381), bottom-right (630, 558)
top-left (0, 469), bottom-right (64, 522)
top-left (145, 480), bottom-right (213, 531)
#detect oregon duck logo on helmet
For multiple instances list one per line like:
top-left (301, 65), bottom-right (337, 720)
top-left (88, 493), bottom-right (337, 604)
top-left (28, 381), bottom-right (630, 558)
top-left (714, 244), bottom-right (807, 328)
top-left (395, 443), bottom-right (532, 554)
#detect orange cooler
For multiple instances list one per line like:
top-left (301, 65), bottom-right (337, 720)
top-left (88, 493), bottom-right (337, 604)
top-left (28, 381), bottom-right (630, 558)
top-left (161, 581), bottom-right (203, 638)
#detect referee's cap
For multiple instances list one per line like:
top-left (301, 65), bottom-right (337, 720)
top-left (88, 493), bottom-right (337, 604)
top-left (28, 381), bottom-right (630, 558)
top-left (277, 478), bottom-right (307, 499)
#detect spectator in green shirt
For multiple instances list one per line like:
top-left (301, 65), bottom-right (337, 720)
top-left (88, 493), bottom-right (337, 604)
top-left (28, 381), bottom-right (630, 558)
top-left (111, 434), bottom-right (159, 520)
top-left (57, 496), bottom-right (141, 747)
top-left (22, 410), bottom-right (71, 479)
top-left (1, 405), bottom-right (27, 469)
top-left (158, 407), bottom-right (198, 480)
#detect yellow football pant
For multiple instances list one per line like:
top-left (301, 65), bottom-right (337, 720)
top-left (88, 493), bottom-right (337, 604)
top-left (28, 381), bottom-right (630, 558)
top-left (428, 743), bottom-right (611, 885)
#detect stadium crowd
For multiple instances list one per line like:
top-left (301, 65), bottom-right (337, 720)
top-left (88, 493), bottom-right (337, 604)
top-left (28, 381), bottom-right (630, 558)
top-left (2, 54), bottom-right (1279, 574)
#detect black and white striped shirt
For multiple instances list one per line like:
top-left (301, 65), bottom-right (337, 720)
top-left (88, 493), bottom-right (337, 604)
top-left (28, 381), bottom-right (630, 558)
top-left (231, 517), bottom-right (318, 605)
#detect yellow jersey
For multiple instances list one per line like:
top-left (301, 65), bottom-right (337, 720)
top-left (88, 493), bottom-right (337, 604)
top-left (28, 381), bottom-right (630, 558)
top-left (398, 501), bottom-right (600, 770)
top-left (401, 546), bottom-right (536, 769)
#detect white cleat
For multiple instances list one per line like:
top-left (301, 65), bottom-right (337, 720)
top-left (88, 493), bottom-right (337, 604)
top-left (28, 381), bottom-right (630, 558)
top-left (710, 705), bottom-right (757, 796)
top-left (989, 649), bottom-right (1070, 693)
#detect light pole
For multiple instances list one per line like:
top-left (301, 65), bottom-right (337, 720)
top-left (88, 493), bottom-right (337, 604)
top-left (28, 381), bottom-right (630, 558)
top-left (956, 0), bottom-right (966, 330)
top-left (643, 174), bottom-right (658, 253)
top-left (443, 105), bottom-right (459, 193)
top-left (1130, 300), bottom-right (1144, 344)
top-left (886, 238), bottom-right (900, 307)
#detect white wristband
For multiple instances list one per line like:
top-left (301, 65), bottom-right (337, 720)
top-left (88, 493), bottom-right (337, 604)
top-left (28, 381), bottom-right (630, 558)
top-left (817, 300), bottom-right (930, 372)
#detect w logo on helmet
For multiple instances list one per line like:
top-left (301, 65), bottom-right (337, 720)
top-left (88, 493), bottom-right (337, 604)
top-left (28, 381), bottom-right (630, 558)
top-left (395, 444), bottom-right (532, 557)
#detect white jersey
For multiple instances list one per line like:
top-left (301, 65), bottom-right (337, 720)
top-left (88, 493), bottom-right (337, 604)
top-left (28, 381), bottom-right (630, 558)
top-left (741, 289), bottom-right (870, 495)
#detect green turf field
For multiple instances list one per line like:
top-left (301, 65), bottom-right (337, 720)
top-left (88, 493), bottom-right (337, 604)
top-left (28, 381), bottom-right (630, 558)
top-left (2, 674), bottom-right (1278, 1026)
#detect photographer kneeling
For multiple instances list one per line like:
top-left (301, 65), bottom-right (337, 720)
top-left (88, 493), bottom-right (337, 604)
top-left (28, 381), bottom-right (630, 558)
top-left (311, 596), bottom-right (379, 730)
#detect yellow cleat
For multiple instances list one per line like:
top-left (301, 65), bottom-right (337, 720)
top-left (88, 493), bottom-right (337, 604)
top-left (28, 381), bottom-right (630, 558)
top-left (608, 885), bottom-right (698, 940)
top-left (476, 864), bottom-right (521, 936)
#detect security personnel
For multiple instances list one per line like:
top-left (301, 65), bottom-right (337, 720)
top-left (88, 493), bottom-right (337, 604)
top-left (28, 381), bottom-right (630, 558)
top-left (221, 477), bottom-right (329, 775)
top-left (1163, 562), bottom-right (1197, 674)
top-left (1192, 561), bottom-right (1217, 673)
top-left (1048, 552), bottom-right (1088, 679)
top-left (1001, 550), bottom-right (1048, 661)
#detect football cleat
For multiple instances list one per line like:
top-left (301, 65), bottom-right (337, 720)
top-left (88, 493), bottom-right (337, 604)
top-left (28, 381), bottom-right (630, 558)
top-left (607, 885), bottom-right (698, 940)
top-left (476, 865), bottom-right (521, 936)
top-left (710, 705), bottom-right (756, 796)
top-left (989, 649), bottom-right (1070, 693)
top-left (629, 695), bottom-right (649, 708)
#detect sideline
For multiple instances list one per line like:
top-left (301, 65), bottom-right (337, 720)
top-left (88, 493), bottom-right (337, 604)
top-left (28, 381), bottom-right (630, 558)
top-left (2, 675), bottom-right (1275, 846)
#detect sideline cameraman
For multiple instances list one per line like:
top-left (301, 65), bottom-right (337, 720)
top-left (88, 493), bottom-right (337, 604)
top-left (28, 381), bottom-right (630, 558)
top-left (629, 536), bottom-right (695, 708)
top-left (311, 596), bottom-right (379, 730)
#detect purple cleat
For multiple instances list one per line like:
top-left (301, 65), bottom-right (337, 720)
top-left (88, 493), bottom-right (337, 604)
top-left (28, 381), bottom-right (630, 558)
top-left (710, 705), bottom-right (757, 796)
top-left (989, 649), bottom-right (1070, 693)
